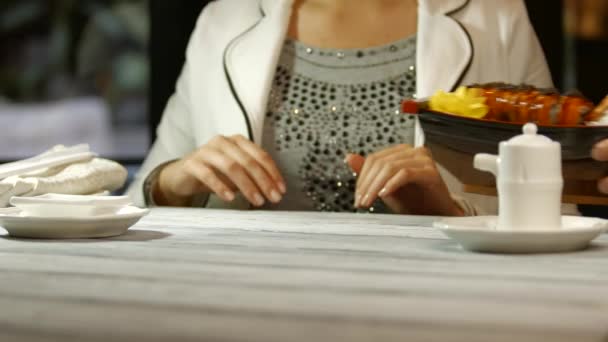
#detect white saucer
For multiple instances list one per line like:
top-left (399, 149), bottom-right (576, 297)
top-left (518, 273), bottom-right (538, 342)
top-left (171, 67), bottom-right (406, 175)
top-left (434, 216), bottom-right (607, 254)
top-left (10, 194), bottom-right (132, 218)
top-left (0, 206), bottom-right (149, 239)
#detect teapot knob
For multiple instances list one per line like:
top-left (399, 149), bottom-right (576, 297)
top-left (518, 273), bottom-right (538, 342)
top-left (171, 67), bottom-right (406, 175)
top-left (523, 123), bottom-right (538, 135)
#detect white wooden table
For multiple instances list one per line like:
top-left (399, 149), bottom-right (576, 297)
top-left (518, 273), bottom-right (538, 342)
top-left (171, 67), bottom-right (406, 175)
top-left (1, 208), bottom-right (607, 342)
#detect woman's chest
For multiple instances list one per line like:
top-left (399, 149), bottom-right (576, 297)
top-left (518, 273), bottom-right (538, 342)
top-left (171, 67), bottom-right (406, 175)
top-left (260, 37), bottom-right (418, 212)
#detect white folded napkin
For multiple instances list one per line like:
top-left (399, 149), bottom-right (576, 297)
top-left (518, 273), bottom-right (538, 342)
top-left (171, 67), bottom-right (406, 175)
top-left (0, 145), bottom-right (128, 207)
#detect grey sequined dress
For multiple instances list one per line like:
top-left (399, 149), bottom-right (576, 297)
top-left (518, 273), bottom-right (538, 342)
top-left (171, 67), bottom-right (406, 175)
top-left (262, 35), bottom-right (418, 213)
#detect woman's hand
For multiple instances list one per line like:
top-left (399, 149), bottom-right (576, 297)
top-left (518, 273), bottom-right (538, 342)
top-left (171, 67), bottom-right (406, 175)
top-left (345, 144), bottom-right (464, 216)
top-left (592, 139), bottom-right (608, 194)
top-left (155, 135), bottom-right (286, 207)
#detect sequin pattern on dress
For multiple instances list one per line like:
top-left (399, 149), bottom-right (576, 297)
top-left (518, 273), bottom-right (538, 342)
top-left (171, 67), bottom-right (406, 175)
top-left (263, 36), bottom-right (417, 213)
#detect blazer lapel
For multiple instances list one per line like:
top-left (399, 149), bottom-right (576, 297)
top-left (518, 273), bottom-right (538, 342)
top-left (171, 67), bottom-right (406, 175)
top-left (224, 0), bottom-right (294, 143)
top-left (416, 0), bottom-right (472, 98)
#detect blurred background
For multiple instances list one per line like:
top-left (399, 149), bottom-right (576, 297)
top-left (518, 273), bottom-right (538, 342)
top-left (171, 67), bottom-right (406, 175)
top-left (0, 0), bottom-right (149, 162)
top-left (0, 0), bottom-right (607, 197)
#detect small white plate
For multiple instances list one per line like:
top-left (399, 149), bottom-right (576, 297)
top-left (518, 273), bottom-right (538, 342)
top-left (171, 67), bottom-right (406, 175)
top-left (10, 194), bottom-right (132, 218)
top-left (0, 206), bottom-right (149, 239)
top-left (434, 216), bottom-right (607, 254)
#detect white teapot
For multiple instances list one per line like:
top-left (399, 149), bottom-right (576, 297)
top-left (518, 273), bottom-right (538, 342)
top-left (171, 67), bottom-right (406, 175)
top-left (474, 123), bottom-right (563, 231)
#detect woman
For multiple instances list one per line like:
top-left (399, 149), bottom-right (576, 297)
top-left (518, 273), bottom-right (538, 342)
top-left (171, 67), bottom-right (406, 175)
top-left (128, 0), bottom-right (552, 215)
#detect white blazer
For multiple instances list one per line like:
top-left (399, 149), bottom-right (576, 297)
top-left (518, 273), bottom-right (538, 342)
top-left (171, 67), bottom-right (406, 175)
top-left (128, 0), bottom-right (553, 212)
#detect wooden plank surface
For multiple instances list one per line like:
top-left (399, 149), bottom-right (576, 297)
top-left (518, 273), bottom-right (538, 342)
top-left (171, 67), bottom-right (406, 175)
top-left (0, 208), bottom-right (607, 342)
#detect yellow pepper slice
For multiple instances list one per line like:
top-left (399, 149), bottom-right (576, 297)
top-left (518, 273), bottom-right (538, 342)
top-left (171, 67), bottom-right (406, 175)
top-left (429, 86), bottom-right (489, 119)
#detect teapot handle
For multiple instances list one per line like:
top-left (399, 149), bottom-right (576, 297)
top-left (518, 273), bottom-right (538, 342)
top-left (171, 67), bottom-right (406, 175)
top-left (474, 154), bottom-right (499, 177)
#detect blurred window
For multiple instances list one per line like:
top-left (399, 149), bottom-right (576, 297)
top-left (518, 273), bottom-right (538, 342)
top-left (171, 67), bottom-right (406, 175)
top-left (0, 0), bottom-right (149, 162)
top-left (564, 0), bottom-right (608, 40)
top-left (562, 0), bottom-right (608, 102)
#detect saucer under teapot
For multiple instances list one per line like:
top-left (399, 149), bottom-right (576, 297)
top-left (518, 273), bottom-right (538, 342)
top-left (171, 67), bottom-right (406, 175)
top-left (436, 123), bottom-right (607, 253)
top-left (435, 216), bottom-right (606, 253)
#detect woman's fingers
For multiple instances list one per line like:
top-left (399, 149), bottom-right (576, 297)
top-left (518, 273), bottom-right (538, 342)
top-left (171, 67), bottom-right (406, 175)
top-left (381, 167), bottom-right (435, 197)
top-left (355, 145), bottom-right (421, 207)
top-left (354, 146), bottom-right (419, 207)
top-left (358, 162), bottom-right (397, 207)
top-left (213, 136), bottom-right (282, 203)
top-left (231, 135), bottom-right (287, 194)
top-left (359, 158), bottom-right (430, 208)
top-left (196, 146), bottom-right (266, 207)
top-left (345, 153), bottom-right (365, 174)
top-left (157, 134), bottom-right (285, 207)
top-left (355, 158), bottom-right (384, 206)
top-left (350, 145), bottom-right (459, 216)
top-left (183, 157), bottom-right (236, 202)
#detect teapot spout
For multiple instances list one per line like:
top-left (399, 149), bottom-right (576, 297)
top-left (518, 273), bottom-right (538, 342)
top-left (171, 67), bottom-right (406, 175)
top-left (474, 153), bottom-right (499, 177)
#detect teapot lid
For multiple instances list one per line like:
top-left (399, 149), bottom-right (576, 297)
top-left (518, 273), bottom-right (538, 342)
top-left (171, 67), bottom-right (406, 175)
top-left (506, 123), bottom-right (555, 147)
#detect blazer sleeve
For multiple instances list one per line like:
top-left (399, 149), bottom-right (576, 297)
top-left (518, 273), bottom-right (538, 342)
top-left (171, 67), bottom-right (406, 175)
top-left (126, 60), bottom-right (197, 207)
top-left (506, 0), bottom-right (554, 88)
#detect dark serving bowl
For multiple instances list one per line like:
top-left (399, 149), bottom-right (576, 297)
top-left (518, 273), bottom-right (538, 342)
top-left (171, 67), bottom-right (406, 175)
top-left (417, 110), bottom-right (608, 204)
top-left (417, 110), bottom-right (608, 160)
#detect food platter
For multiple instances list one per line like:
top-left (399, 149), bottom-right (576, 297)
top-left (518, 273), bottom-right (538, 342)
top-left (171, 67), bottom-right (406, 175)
top-left (410, 84), bottom-right (608, 204)
top-left (417, 108), bottom-right (608, 160)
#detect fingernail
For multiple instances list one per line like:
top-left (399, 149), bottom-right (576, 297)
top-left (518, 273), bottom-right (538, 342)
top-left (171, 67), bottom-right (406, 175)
top-left (270, 189), bottom-right (282, 203)
top-left (379, 188), bottom-right (387, 197)
top-left (278, 182), bottom-right (287, 194)
top-left (354, 193), bottom-right (362, 207)
top-left (223, 190), bottom-right (235, 201)
top-left (253, 193), bottom-right (265, 206)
